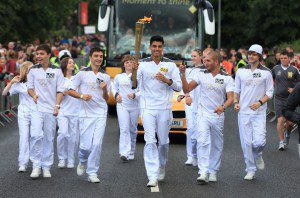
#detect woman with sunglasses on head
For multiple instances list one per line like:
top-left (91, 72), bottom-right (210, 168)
top-left (56, 57), bottom-right (91, 169)
top-left (2, 61), bottom-right (36, 172)
top-left (112, 55), bottom-right (140, 162)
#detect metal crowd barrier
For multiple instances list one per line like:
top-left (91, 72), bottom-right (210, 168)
top-left (0, 81), bottom-right (18, 127)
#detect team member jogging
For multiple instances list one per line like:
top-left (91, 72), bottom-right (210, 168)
top-left (234, 44), bottom-right (274, 180)
top-left (180, 51), bottom-right (234, 184)
top-left (68, 47), bottom-right (110, 183)
top-left (57, 57), bottom-right (91, 168)
top-left (27, 44), bottom-right (65, 179)
top-left (112, 55), bottom-right (140, 162)
top-left (2, 61), bottom-right (35, 173)
top-left (135, 35), bottom-right (182, 187)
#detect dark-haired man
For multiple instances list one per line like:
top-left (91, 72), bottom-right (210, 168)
top-left (27, 44), bottom-right (65, 179)
top-left (136, 35), bottom-right (182, 187)
top-left (234, 44), bottom-right (274, 180)
top-left (272, 51), bottom-right (300, 150)
top-left (68, 47), bottom-right (110, 183)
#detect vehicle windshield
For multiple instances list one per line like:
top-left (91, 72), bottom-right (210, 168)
top-left (109, 0), bottom-right (196, 60)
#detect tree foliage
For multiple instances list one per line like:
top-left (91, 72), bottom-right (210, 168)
top-left (0, 0), bottom-right (78, 43)
top-left (0, 0), bottom-right (299, 48)
top-left (211, 0), bottom-right (300, 48)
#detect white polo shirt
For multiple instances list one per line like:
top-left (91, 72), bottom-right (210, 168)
top-left (112, 73), bottom-right (139, 110)
top-left (235, 64), bottom-right (274, 114)
top-left (59, 76), bottom-right (80, 117)
top-left (193, 70), bottom-right (234, 116)
top-left (27, 63), bottom-right (65, 113)
top-left (137, 57), bottom-right (182, 110)
top-left (187, 65), bottom-right (206, 113)
top-left (9, 82), bottom-right (37, 111)
top-left (71, 67), bottom-right (111, 118)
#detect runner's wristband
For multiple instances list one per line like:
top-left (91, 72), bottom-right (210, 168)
top-left (259, 100), bottom-right (263, 105)
top-left (80, 94), bottom-right (83, 99)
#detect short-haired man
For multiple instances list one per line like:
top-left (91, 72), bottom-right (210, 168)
top-left (27, 44), bottom-right (65, 179)
top-left (272, 50), bottom-right (300, 150)
top-left (68, 47), bottom-right (111, 183)
top-left (180, 51), bottom-right (234, 184)
top-left (136, 35), bottom-right (182, 187)
top-left (234, 44), bottom-right (274, 180)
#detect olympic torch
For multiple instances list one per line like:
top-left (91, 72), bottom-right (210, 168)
top-left (132, 16), bottom-right (152, 89)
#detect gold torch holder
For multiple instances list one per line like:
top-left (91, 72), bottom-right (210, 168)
top-left (132, 16), bottom-right (152, 89)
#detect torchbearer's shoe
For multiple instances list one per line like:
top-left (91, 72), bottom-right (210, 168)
top-left (192, 157), bottom-right (198, 166)
top-left (147, 179), bottom-right (158, 187)
top-left (209, 173), bottom-right (217, 182)
top-left (255, 156), bottom-right (265, 170)
top-left (18, 165), bottom-right (26, 172)
top-left (197, 173), bottom-right (209, 185)
top-left (244, 172), bottom-right (255, 180)
top-left (120, 155), bottom-right (129, 163)
top-left (77, 163), bottom-right (86, 176)
top-left (127, 154), bottom-right (134, 160)
top-left (158, 167), bottom-right (165, 181)
top-left (30, 167), bottom-right (41, 179)
top-left (58, 160), bottom-right (66, 168)
top-left (43, 169), bottom-right (51, 178)
top-left (67, 163), bottom-right (75, 169)
top-left (88, 175), bottom-right (100, 183)
top-left (185, 157), bottom-right (193, 166)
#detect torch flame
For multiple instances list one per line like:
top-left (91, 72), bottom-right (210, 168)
top-left (138, 16), bottom-right (152, 24)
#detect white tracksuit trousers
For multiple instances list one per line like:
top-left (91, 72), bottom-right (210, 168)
top-left (142, 109), bottom-right (172, 180)
top-left (196, 114), bottom-right (224, 175)
top-left (57, 115), bottom-right (79, 165)
top-left (30, 111), bottom-right (57, 169)
top-left (185, 105), bottom-right (197, 159)
top-left (78, 117), bottom-right (106, 176)
top-left (238, 113), bottom-right (266, 173)
top-left (17, 106), bottom-right (32, 167)
top-left (117, 105), bottom-right (139, 157)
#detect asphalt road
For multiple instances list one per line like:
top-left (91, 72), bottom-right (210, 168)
top-left (0, 108), bottom-right (299, 198)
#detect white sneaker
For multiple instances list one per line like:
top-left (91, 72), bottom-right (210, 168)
top-left (255, 156), bottom-right (265, 170)
top-left (192, 157), bottom-right (198, 166)
top-left (244, 172), bottom-right (255, 180)
top-left (197, 173), bottom-right (209, 185)
top-left (158, 167), bottom-right (165, 181)
top-left (58, 160), bottom-right (66, 168)
top-left (120, 155), bottom-right (129, 163)
top-left (77, 163), bottom-right (86, 176)
top-left (88, 175), bottom-right (100, 183)
top-left (278, 141), bottom-right (285, 151)
top-left (43, 169), bottom-right (51, 178)
top-left (128, 154), bottom-right (135, 160)
top-left (30, 167), bottom-right (41, 179)
top-left (185, 157), bottom-right (195, 165)
top-left (18, 165), bottom-right (26, 172)
top-left (147, 179), bottom-right (158, 187)
top-left (209, 173), bottom-right (217, 182)
top-left (67, 163), bottom-right (75, 169)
